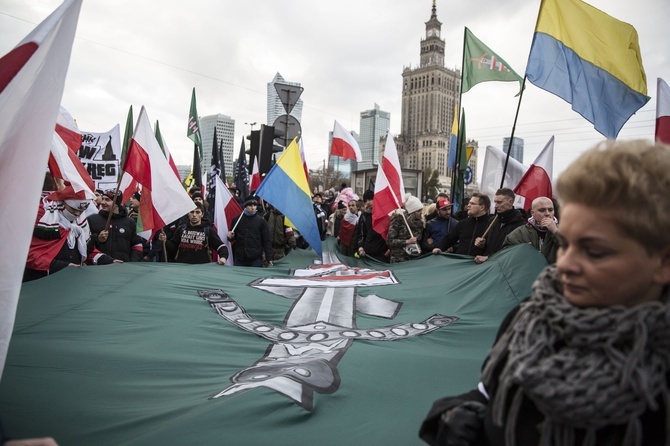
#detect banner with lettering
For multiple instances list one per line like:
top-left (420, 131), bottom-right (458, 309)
top-left (77, 124), bottom-right (121, 190)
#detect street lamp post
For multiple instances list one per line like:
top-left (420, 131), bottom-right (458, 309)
top-left (245, 122), bottom-right (257, 132)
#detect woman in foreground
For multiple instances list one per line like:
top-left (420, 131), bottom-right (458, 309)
top-left (420, 139), bottom-right (670, 446)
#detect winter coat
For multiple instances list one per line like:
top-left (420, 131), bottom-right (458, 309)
top-left (502, 223), bottom-right (559, 264)
top-left (88, 207), bottom-right (144, 262)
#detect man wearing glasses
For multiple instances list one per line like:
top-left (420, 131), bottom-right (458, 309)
top-left (432, 193), bottom-right (490, 256)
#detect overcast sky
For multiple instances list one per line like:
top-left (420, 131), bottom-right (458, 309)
top-left (1, 0), bottom-right (668, 180)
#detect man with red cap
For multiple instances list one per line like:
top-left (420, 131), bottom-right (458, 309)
top-left (24, 186), bottom-right (118, 282)
top-left (422, 197), bottom-right (458, 252)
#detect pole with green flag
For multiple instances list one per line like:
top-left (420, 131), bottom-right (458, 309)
top-left (451, 27), bottom-right (527, 199)
top-left (186, 87), bottom-right (203, 194)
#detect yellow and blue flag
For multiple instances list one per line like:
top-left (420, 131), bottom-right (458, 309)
top-left (447, 105), bottom-right (458, 171)
top-left (255, 138), bottom-right (322, 258)
top-left (526, 0), bottom-right (649, 139)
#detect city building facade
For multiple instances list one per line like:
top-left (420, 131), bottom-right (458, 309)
top-left (397, 1), bottom-right (462, 194)
top-left (502, 136), bottom-right (524, 164)
top-left (199, 114), bottom-right (235, 180)
top-left (357, 104), bottom-right (390, 171)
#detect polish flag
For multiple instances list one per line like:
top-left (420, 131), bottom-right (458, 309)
top-left (331, 120), bottom-right (362, 161)
top-left (250, 156), bottom-right (261, 192)
top-left (48, 131), bottom-right (95, 197)
top-left (338, 213), bottom-right (358, 247)
top-left (48, 107), bottom-right (95, 195)
top-left (213, 175), bottom-right (243, 265)
top-left (656, 78), bottom-right (670, 145)
top-left (514, 136), bottom-right (554, 210)
top-left (54, 106), bottom-right (82, 152)
top-left (123, 106), bottom-right (195, 238)
top-left (0, 0), bottom-right (82, 379)
top-left (373, 133), bottom-right (405, 238)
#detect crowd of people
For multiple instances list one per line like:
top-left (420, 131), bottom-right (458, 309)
top-left (13, 140), bottom-right (670, 445)
top-left (23, 162), bottom-right (563, 281)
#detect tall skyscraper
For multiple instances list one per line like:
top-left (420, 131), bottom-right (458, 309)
top-left (267, 72), bottom-right (303, 128)
top-left (199, 114), bottom-right (235, 180)
top-left (398, 1), bottom-right (461, 190)
top-left (357, 104), bottom-right (390, 170)
top-left (502, 136), bottom-right (524, 164)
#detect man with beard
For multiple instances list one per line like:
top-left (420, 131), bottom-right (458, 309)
top-left (88, 189), bottom-right (145, 262)
top-left (158, 203), bottom-right (228, 264)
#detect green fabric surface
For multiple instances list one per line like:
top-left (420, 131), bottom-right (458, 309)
top-left (0, 240), bottom-right (546, 445)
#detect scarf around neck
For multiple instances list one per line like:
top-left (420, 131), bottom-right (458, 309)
top-left (482, 266), bottom-right (670, 446)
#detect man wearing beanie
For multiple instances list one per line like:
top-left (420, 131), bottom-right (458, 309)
top-left (88, 189), bottom-right (145, 262)
top-left (227, 197), bottom-right (273, 267)
top-left (356, 190), bottom-right (389, 262)
top-left (387, 195), bottom-right (425, 263)
top-left (24, 186), bottom-right (117, 282)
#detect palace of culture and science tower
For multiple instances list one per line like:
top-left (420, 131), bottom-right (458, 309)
top-left (397, 1), bottom-right (476, 193)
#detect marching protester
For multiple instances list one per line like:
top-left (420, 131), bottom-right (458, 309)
top-left (312, 192), bottom-right (328, 241)
top-left (158, 202), bottom-right (228, 265)
top-left (420, 139), bottom-right (670, 446)
top-left (502, 196), bottom-right (559, 264)
top-left (387, 195), bottom-right (425, 263)
top-left (422, 198), bottom-right (458, 253)
top-left (264, 204), bottom-right (296, 263)
top-left (227, 197), bottom-right (273, 267)
top-left (432, 193), bottom-right (490, 256)
top-left (327, 201), bottom-right (347, 237)
top-left (337, 199), bottom-right (361, 257)
top-left (357, 190), bottom-right (390, 263)
top-left (88, 189), bottom-right (145, 262)
top-left (473, 188), bottom-right (525, 264)
top-left (23, 186), bottom-right (118, 282)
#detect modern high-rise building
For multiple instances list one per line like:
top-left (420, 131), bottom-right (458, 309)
top-left (267, 72), bottom-right (303, 129)
top-left (502, 136), bottom-right (524, 164)
top-left (199, 114), bottom-right (235, 180)
top-left (357, 104), bottom-right (390, 170)
top-left (397, 1), bottom-right (462, 192)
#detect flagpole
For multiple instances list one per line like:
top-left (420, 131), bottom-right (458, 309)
top-left (499, 75), bottom-right (528, 188)
top-left (450, 27), bottom-right (467, 205)
top-left (500, 0), bottom-right (545, 188)
top-left (104, 120), bottom-right (134, 232)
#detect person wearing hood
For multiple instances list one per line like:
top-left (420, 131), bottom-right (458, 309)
top-left (88, 189), bottom-right (145, 262)
top-left (24, 186), bottom-right (117, 282)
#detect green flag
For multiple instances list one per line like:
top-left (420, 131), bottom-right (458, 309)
top-left (120, 105), bottom-right (133, 166)
top-left (0, 240), bottom-right (546, 445)
top-left (187, 87), bottom-right (202, 160)
top-left (462, 27), bottom-right (523, 95)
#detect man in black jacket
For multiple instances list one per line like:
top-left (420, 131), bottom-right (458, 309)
top-left (227, 197), bottom-right (273, 267)
top-left (158, 203), bottom-right (228, 264)
top-left (88, 189), bottom-right (144, 262)
top-left (473, 188), bottom-right (526, 264)
top-left (432, 193), bottom-right (490, 256)
top-left (356, 190), bottom-right (389, 263)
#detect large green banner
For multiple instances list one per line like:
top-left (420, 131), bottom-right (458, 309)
top-left (0, 241), bottom-right (546, 445)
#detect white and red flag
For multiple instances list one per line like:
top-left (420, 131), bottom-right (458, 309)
top-left (48, 107), bottom-right (95, 196)
top-left (250, 156), bottom-right (261, 192)
top-left (656, 78), bottom-right (670, 145)
top-left (372, 133), bottom-right (405, 238)
top-left (514, 136), bottom-right (554, 210)
top-left (331, 120), bottom-right (362, 161)
top-left (123, 106), bottom-right (195, 238)
top-left (0, 0), bottom-right (82, 379)
top-left (213, 175), bottom-right (243, 265)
